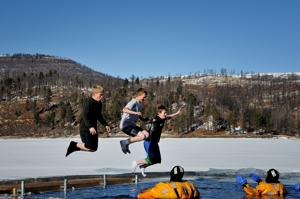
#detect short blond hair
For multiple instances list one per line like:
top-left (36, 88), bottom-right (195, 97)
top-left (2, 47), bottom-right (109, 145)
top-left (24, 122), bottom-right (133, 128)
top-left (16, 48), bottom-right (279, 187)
top-left (92, 85), bottom-right (104, 95)
top-left (136, 88), bottom-right (147, 97)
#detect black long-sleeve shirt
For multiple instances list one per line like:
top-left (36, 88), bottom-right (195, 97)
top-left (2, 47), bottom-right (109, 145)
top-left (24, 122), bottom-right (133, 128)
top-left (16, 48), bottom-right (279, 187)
top-left (79, 97), bottom-right (108, 132)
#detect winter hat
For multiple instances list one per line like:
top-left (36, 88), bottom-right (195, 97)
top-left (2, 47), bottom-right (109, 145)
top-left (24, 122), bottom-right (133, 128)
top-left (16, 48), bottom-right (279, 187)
top-left (170, 166), bottom-right (184, 182)
top-left (266, 168), bottom-right (279, 183)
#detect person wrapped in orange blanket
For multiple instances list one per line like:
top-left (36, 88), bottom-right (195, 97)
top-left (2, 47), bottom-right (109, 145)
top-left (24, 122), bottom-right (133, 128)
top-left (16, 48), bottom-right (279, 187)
top-left (130, 166), bottom-right (199, 199)
top-left (236, 168), bottom-right (287, 197)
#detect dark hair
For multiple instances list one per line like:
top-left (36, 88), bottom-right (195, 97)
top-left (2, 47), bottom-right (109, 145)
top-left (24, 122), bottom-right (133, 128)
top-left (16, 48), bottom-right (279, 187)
top-left (158, 105), bottom-right (167, 113)
top-left (170, 166), bottom-right (184, 182)
top-left (266, 168), bottom-right (279, 183)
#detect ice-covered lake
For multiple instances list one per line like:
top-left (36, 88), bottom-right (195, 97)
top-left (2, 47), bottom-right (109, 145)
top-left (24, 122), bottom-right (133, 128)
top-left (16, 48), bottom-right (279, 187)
top-left (0, 137), bottom-right (299, 198)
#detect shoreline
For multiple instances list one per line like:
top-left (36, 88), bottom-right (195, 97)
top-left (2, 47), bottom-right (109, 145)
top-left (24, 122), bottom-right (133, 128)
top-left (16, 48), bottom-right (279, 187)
top-left (0, 134), bottom-right (298, 140)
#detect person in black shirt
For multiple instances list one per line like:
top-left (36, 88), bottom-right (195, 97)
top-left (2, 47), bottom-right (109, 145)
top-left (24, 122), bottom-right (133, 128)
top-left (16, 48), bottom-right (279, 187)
top-left (66, 85), bottom-right (110, 157)
top-left (132, 105), bottom-right (182, 176)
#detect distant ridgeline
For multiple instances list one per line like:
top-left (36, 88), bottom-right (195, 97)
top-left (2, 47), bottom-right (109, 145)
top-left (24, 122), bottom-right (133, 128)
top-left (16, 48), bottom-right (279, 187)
top-left (0, 53), bottom-right (123, 95)
top-left (0, 53), bottom-right (118, 80)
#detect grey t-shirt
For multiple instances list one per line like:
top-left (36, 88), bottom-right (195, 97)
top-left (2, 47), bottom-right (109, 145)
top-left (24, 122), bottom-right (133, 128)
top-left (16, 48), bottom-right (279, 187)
top-left (120, 98), bottom-right (141, 129)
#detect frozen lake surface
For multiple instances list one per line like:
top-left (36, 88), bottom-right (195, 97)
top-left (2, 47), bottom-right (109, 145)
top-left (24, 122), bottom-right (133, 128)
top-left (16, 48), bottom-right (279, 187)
top-left (0, 137), bottom-right (300, 198)
top-left (0, 137), bottom-right (299, 179)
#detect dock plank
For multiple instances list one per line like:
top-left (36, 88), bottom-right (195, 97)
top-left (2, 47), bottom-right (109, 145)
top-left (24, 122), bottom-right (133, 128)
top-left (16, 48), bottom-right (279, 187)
top-left (0, 176), bottom-right (135, 194)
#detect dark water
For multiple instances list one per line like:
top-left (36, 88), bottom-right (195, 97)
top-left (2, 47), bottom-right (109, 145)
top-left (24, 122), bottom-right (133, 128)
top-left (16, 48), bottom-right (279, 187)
top-left (2, 169), bottom-right (300, 199)
top-left (20, 178), bottom-right (300, 199)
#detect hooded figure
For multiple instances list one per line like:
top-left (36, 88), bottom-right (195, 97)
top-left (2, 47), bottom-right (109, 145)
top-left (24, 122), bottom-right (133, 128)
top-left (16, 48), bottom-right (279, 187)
top-left (236, 168), bottom-right (287, 197)
top-left (136, 165), bottom-right (199, 199)
top-left (170, 166), bottom-right (185, 182)
top-left (265, 169), bottom-right (279, 183)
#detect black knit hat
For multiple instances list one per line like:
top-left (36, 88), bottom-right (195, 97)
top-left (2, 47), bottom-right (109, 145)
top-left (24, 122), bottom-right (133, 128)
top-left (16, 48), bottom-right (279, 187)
top-left (266, 169), bottom-right (279, 183)
top-left (170, 166), bottom-right (184, 182)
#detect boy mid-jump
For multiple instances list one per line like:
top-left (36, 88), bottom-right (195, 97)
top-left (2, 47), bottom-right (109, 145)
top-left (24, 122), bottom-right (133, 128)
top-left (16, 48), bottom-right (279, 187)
top-left (132, 105), bottom-right (182, 176)
top-left (65, 85), bottom-right (110, 157)
top-left (119, 88), bottom-right (151, 154)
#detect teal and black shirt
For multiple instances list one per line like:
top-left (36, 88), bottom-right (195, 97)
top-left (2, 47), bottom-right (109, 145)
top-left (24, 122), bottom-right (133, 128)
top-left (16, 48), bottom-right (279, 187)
top-left (147, 115), bottom-right (166, 143)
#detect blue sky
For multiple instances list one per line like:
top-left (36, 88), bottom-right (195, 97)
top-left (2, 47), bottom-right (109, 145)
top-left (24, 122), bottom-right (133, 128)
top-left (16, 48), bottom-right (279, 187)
top-left (1, 0), bottom-right (299, 79)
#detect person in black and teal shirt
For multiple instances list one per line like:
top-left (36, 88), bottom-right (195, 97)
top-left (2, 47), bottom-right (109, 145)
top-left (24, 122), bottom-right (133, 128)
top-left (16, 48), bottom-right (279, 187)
top-left (132, 105), bottom-right (182, 176)
top-left (65, 85), bottom-right (110, 157)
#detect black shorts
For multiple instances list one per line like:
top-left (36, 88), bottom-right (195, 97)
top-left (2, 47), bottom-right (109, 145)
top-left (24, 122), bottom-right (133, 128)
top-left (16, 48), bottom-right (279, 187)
top-left (80, 130), bottom-right (98, 151)
top-left (122, 125), bottom-right (144, 137)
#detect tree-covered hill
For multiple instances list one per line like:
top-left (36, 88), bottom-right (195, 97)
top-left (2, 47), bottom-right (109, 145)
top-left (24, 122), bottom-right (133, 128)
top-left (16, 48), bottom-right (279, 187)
top-left (0, 53), bottom-right (119, 79)
top-left (1, 53), bottom-right (300, 138)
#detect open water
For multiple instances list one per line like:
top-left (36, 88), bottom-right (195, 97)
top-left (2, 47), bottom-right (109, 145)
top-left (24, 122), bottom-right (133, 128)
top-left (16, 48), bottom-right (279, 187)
top-left (2, 169), bottom-right (300, 199)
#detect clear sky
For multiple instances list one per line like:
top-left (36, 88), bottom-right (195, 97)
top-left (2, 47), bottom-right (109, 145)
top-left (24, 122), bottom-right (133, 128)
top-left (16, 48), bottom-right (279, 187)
top-left (1, 0), bottom-right (299, 79)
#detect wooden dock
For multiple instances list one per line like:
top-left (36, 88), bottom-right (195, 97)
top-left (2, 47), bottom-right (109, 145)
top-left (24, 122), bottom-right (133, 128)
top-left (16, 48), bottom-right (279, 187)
top-left (0, 172), bottom-right (193, 196)
top-left (0, 174), bottom-right (139, 195)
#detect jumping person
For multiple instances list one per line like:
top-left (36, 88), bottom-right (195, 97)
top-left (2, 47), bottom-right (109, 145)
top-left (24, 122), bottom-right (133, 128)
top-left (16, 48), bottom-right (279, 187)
top-left (65, 85), bottom-right (110, 157)
top-left (130, 166), bottom-right (200, 199)
top-left (236, 168), bottom-right (288, 197)
top-left (119, 88), bottom-right (151, 154)
top-left (132, 105), bottom-right (182, 177)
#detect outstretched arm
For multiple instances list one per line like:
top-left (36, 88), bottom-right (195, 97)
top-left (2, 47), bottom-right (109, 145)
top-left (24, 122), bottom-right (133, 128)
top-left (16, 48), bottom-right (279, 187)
top-left (166, 108), bottom-right (182, 118)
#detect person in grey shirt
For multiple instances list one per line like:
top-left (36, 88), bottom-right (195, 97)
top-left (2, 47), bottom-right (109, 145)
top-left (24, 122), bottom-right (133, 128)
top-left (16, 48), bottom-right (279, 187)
top-left (120, 88), bottom-right (151, 154)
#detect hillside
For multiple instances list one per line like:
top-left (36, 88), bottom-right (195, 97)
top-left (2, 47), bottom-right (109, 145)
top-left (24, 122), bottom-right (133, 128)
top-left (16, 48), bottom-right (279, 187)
top-left (0, 53), bottom-right (117, 79)
top-left (1, 54), bottom-right (300, 139)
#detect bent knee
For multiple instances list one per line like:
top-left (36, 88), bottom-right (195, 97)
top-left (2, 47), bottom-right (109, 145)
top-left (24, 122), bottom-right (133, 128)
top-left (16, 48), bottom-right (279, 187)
top-left (136, 131), bottom-right (148, 140)
top-left (142, 131), bottom-right (149, 139)
top-left (91, 147), bottom-right (98, 152)
top-left (85, 145), bottom-right (98, 152)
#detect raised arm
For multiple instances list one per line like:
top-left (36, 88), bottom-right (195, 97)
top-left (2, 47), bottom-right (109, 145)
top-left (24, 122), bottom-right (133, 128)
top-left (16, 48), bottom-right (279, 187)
top-left (166, 107), bottom-right (182, 119)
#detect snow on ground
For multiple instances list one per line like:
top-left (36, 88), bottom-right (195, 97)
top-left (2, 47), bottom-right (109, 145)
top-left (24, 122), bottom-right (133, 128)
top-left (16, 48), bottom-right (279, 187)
top-left (0, 137), bottom-right (299, 180)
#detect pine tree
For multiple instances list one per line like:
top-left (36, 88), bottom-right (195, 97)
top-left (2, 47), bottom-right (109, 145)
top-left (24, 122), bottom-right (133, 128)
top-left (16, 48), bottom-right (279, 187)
top-left (65, 103), bottom-right (73, 123)
top-left (34, 112), bottom-right (42, 124)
